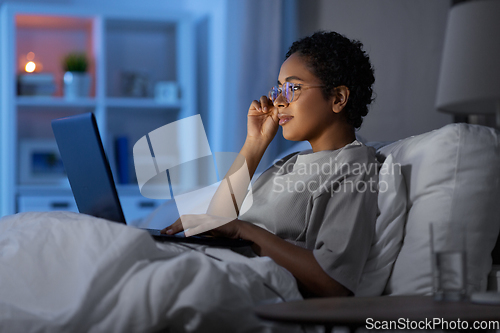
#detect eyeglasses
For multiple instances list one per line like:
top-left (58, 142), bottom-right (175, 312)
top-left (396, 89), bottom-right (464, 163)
top-left (268, 82), bottom-right (324, 104)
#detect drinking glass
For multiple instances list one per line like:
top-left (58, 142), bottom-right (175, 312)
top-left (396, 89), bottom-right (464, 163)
top-left (430, 222), bottom-right (467, 301)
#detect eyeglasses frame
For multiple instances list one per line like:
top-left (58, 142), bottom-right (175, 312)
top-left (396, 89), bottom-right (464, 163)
top-left (268, 82), bottom-right (324, 104)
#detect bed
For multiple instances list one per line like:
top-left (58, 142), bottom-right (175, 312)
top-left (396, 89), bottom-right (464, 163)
top-left (0, 211), bottom-right (312, 333)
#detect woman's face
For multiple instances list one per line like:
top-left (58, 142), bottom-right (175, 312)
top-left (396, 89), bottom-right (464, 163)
top-left (274, 53), bottom-right (339, 147)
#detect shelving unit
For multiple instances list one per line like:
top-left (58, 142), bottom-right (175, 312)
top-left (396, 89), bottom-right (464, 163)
top-left (0, 4), bottom-right (196, 220)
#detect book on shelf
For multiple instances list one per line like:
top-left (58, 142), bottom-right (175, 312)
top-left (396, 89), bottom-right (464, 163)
top-left (17, 73), bottom-right (56, 96)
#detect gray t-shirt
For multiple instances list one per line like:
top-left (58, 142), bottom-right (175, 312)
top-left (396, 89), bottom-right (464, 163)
top-left (239, 141), bottom-right (379, 294)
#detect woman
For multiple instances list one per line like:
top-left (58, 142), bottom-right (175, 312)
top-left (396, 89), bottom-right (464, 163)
top-left (163, 31), bottom-right (378, 298)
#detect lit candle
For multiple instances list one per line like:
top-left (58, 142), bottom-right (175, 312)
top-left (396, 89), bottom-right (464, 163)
top-left (25, 61), bottom-right (36, 73)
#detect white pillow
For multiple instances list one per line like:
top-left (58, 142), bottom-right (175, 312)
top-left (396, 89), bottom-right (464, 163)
top-left (356, 154), bottom-right (407, 296)
top-left (379, 124), bottom-right (500, 295)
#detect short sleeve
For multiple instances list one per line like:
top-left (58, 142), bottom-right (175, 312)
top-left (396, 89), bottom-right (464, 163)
top-left (307, 160), bottom-right (378, 295)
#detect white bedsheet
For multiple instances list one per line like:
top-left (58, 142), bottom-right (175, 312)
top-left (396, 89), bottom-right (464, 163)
top-left (0, 211), bottom-right (310, 333)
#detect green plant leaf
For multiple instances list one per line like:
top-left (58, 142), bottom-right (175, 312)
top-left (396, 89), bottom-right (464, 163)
top-left (62, 52), bottom-right (88, 72)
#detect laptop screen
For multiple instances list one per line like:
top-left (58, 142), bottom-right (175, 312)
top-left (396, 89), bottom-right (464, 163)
top-left (52, 112), bottom-right (126, 223)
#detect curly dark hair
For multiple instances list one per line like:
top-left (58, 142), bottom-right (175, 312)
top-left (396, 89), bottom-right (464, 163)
top-left (286, 31), bottom-right (375, 129)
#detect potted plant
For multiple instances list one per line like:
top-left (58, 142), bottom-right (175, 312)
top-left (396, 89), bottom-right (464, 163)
top-left (62, 52), bottom-right (91, 99)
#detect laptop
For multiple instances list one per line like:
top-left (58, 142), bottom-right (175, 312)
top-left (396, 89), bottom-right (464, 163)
top-left (51, 112), bottom-right (252, 248)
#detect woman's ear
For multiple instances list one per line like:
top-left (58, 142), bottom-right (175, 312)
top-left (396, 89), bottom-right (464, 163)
top-left (331, 85), bottom-right (350, 114)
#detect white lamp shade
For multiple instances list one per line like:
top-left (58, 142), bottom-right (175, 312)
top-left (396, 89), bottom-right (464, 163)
top-left (436, 0), bottom-right (500, 115)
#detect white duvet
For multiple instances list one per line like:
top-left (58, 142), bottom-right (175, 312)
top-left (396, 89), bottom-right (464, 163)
top-left (0, 211), bottom-right (310, 333)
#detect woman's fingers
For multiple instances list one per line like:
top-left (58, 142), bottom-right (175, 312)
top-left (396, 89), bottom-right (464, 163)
top-left (250, 96), bottom-right (272, 113)
top-left (247, 95), bottom-right (278, 143)
top-left (161, 214), bottom-right (236, 238)
top-left (161, 214), bottom-right (215, 235)
top-left (260, 95), bottom-right (269, 112)
top-left (161, 218), bottom-right (184, 235)
top-left (250, 100), bottom-right (261, 111)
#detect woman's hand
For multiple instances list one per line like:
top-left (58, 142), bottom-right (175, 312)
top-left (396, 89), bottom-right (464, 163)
top-left (161, 214), bottom-right (244, 239)
top-left (161, 217), bottom-right (185, 235)
top-left (246, 96), bottom-right (279, 145)
top-left (206, 219), bottom-right (243, 239)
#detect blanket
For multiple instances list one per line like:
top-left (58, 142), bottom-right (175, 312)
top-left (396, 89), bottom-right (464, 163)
top-left (0, 211), bottom-right (311, 333)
